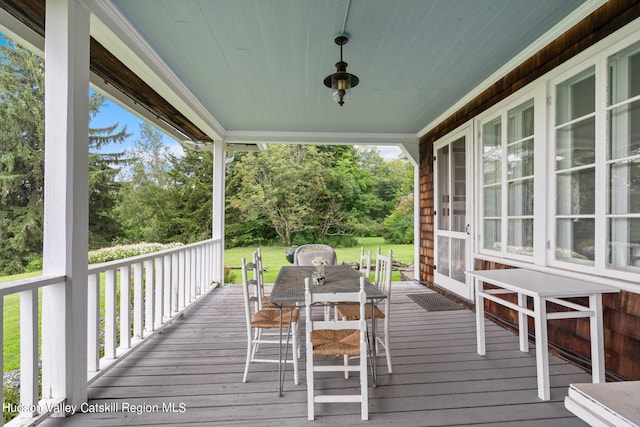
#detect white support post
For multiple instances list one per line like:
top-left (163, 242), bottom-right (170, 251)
top-left (212, 140), bottom-right (226, 285)
top-left (41, 0), bottom-right (90, 408)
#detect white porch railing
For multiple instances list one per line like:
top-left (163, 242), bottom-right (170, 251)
top-left (1, 238), bottom-right (221, 426)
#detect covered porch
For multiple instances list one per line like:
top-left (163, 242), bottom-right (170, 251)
top-left (41, 281), bottom-right (589, 426)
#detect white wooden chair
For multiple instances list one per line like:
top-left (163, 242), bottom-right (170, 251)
top-left (305, 276), bottom-right (368, 421)
top-left (293, 244), bottom-right (337, 266)
top-left (241, 257), bottom-right (299, 385)
top-left (337, 249), bottom-right (393, 375)
top-left (359, 247), bottom-right (372, 278)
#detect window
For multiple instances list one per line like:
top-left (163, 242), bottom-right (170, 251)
top-left (474, 30), bottom-right (640, 282)
top-left (481, 99), bottom-right (534, 258)
top-left (607, 40), bottom-right (640, 273)
top-left (554, 67), bottom-right (596, 265)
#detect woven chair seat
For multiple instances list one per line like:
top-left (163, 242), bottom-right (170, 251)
top-left (251, 308), bottom-right (299, 329)
top-left (311, 329), bottom-right (361, 356)
top-left (337, 303), bottom-right (384, 320)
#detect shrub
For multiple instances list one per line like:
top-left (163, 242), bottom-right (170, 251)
top-left (88, 242), bottom-right (184, 264)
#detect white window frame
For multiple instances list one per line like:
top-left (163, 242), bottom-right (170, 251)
top-left (468, 20), bottom-right (640, 291)
top-left (476, 89), bottom-right (546, 264)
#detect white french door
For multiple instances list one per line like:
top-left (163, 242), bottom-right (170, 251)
top-left (433, 127), bottom-right (474, 300)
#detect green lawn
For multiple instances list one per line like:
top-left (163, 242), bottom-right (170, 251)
top-left (1, 237), bottom-right (412, 372)
top-left (224, 237), bottom-right (413, 283)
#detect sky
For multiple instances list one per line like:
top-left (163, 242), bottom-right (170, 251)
top-left (90, 95), bottom-right (404, 160)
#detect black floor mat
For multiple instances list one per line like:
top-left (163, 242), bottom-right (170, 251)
top-left (407, 293), bottom-right (464, 312)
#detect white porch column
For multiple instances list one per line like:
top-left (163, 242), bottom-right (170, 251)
top-left (212, 140), bottom-right (226, 284)
top-left (41, 0), bottom-right (90, 408)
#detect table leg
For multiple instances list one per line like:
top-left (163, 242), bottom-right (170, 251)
top-left (589, 293), bottom-right (605, 383)
top-left (370, 302), bottom-right (378, 387)
top-left (277, 306), bottom-right (293, 397)
top-left (533, 296), bottom-right (550, 400)
top-left (518, 293), bottom-right (529, 352)
top-left (475, 278), bottom-right (486, 355)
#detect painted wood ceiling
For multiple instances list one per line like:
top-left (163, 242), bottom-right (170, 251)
top-left (104, 0), bottom-right (590, 144)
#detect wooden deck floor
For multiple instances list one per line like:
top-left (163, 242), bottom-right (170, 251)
top-left (42, 281), bottom-right (589, 426)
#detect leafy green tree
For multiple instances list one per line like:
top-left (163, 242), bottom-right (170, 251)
top-left (383, 194), bottom-right (414, 244)
top-left (228, 145), bottom-right (333, 246)
top-left (115, 123), bottom-right (173, 243)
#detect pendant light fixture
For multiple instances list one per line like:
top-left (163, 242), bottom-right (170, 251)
top-left (323, 34), bottom-right (359, 106)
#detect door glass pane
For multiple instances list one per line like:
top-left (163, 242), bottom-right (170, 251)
top-left (451, 138), bottom-right (466, 232)
top-left (556, 218), bottom-right (595, 264)
top-left (437, 145), bottom-right (450, 231)
top-left (451, 238), bottom-right (466, 282)
top-left (437, 236), bottom-right (450, 277)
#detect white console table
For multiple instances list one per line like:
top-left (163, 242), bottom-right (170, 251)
top-left (467, 269), bottom-right (618, 401)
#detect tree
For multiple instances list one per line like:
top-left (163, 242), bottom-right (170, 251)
top-left (164, 147), bottom-right (213, 243)
top-left (0, 36), bottom-right (129, 272)
top-left (115, 123), bottom-right (174, 243)
top-left (228, 145), bottom-right (331, 246)
top-left (88, 95), bottom-right (130, 249)
top-left (0, 37), bottom-right (45, 273)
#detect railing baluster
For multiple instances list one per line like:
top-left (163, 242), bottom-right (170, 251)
top-left (155, 257), bottom-right (164, 325)
top-left (104, 269), bottom-right (117, 359)
top-left (19, 289), bottom-right (39, 417)
top-left (120, 265), bottom-right (131, 350)
top-left (163, 254), bottom-right (171, 319)
top-left (145, 259), bottom-right (155, 332)
top-left (178, 251), bottom-right (185, 310)
top-left (190, 247), bottom-right (196, 300)
top-left (133, 262), bottom-right (143, 339)
top-left (171, 253), bottom-right (178, 314)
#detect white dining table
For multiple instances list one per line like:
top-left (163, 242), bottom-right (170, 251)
top-left (466, 268), bottom-right (618, 401)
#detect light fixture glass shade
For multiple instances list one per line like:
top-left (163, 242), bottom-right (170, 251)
top-left (331, 76), bottom-right (352, 105)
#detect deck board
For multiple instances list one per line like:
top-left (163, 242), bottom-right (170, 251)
top-left (41, 281), bottom-right (588, 426)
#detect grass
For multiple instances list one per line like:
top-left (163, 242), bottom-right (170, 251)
top-left (224, 237), bottom-right (413, 283)
top-left (1, 237), bottom-right (412, 372)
